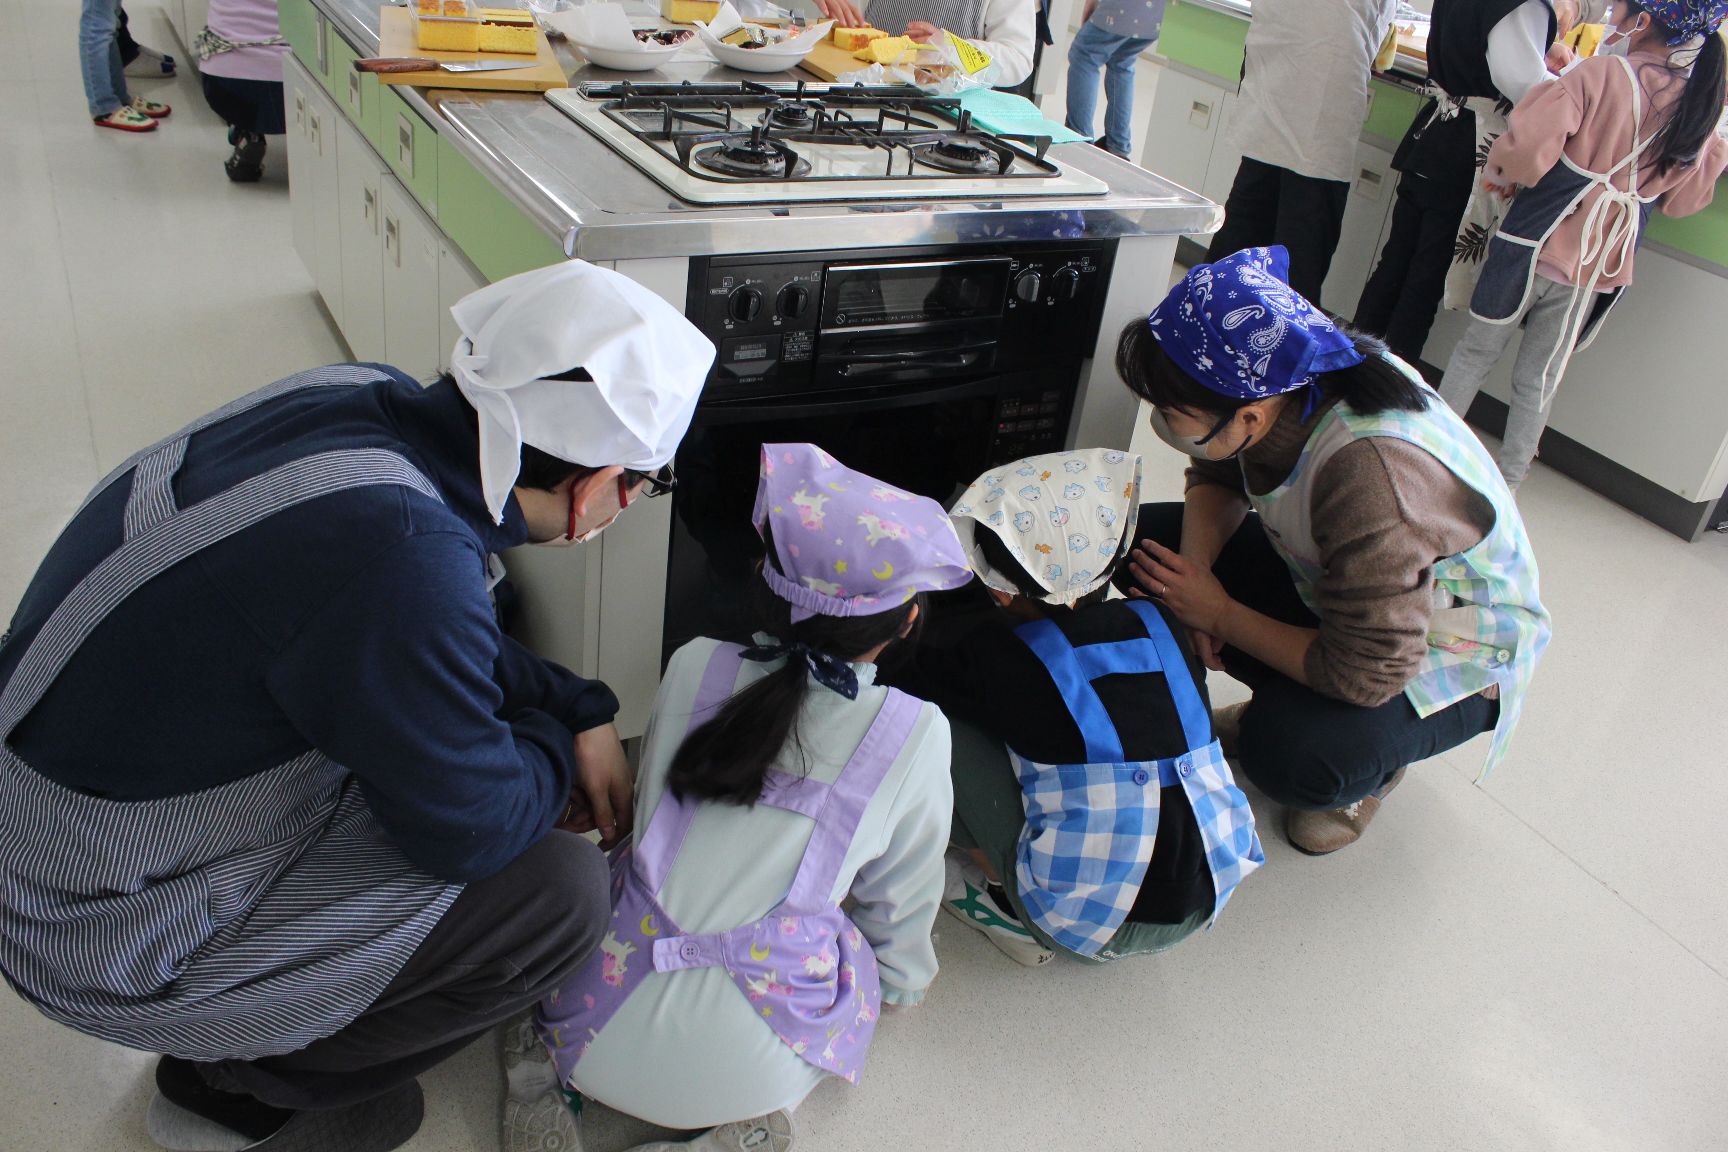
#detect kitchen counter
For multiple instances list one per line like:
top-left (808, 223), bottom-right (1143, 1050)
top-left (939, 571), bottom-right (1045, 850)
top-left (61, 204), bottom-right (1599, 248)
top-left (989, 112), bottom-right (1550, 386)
top-left (308, 0), bottom-right (1220, 261)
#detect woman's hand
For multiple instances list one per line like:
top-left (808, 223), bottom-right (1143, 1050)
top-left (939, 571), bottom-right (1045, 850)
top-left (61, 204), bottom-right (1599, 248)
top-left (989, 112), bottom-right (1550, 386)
top-left (1127, 539), bottom-right (1237, 636)
top-left (813, 0), bottom-right (866, 27)
top-left (1545, 40), bottom-right (1576, 74)
top-left (905, 19), bottom-right (941, 42)
top-left (567, 723), bottom-right (634, 849)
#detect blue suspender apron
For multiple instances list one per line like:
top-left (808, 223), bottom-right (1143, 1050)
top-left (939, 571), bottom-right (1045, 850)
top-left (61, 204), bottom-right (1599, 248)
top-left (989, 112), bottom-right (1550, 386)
top-left (1009, 600), bottom-right (1263, 957)
top-left (1468, 54), bottom-right (1660, 398)
top-left (0, 366), bottom-right (462, 1061)
top-left (543, 643), bottom-right (917, 1086)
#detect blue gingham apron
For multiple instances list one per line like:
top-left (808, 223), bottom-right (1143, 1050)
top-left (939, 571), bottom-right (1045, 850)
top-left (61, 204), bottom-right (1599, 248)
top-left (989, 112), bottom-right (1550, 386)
top-left (0, 366), bottom-right (462, 1061)
top-left (1011, 600), bottom-right (1263, 956)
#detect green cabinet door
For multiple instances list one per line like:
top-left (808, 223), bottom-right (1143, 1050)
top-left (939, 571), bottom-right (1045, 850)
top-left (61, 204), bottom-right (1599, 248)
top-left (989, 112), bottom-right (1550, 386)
top-left (379, 85), bottom-right (440, 218)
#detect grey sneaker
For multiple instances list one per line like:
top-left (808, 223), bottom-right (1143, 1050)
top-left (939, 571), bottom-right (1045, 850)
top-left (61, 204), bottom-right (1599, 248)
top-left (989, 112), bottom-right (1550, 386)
top-left (502, 1019), bottom-right (580, 1152)
top-left (624, 1111), bottom-right (794, 1152)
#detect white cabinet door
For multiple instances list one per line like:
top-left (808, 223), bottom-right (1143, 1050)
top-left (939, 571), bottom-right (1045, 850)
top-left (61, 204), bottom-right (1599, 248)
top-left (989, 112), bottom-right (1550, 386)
top-left (381, 177), bottom-right (444, 381)
top-left (1320, 143), bottom-right (1396, 316)
top-left (437, 242), bottom-right (486, 374)
top-left (1199, 90), bottom-right (1246, 234)
top-left (284, 59), bottom-right (318, 287)
top-left (1140, 65), bottom-right (1226, 205)
top-left (336, 117), bottom-right (388, 363)
top-left (304, 84), bottom-right (345, 327)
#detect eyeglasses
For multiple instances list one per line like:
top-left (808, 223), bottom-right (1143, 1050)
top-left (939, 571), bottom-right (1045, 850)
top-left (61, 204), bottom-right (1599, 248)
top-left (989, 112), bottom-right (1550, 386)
top-left (617, 463), bottom-right (677, 510)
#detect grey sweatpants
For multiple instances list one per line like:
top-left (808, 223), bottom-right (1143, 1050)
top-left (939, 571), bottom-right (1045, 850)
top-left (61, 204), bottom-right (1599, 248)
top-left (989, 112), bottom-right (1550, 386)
top-left (202, 830), bottom-right (610, 1111)
top-left (1438, 275), bottom-right (1583, 486)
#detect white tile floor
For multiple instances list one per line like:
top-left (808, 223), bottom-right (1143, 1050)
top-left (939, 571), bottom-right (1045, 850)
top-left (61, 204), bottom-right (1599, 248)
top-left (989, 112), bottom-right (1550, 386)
top-left (4, 1), bottom-right (1728, 1149)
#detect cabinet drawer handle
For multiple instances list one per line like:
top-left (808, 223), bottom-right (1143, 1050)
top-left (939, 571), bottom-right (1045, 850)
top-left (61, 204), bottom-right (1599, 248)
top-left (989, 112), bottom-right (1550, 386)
top-left (384, 216), bottom-right (401, 267)
top-left (364, 187), bottom-right (378, 233)
top-left (1188, 100), bottom-right (1213, 130)
top-left (1355, 169), bottom-right (1384, 199)
top-left (294, 92), bottom-right (305, 130)
top-left (397, 116), bottom-right (414, 175)
top-left (348, 69), bottom-right (362, 114)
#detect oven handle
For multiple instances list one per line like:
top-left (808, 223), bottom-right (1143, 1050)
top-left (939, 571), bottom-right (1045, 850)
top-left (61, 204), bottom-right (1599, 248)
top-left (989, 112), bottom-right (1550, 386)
top-left (836, 342), bottom-right (994, 366)
top-left (838, 352), bottom-right (986, 377)
top-left (697, 376), bottom-right (1002, 423)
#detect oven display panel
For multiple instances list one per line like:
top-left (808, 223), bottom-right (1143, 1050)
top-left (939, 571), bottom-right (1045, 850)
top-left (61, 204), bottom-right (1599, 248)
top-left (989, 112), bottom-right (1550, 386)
top-left (823, 259), bottom-right (1010, 329)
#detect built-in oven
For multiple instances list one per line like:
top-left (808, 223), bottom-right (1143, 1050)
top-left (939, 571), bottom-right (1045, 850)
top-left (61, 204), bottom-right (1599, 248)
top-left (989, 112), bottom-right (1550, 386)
top-left (664, 240), bottom-right (1116, 661)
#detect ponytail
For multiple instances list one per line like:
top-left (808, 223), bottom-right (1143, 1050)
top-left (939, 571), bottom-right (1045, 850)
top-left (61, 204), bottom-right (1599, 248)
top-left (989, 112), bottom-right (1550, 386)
top-left (665, 530), bottom-right (924, 807)
top-left (1626, 2), bottom-right (1728, 177)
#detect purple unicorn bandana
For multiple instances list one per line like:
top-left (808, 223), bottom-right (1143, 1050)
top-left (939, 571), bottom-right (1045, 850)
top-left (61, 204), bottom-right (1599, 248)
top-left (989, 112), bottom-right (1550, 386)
top-left (1147, 246), bottom-right (1364, 415)
top-left (752, 443), bottom-right (973, 623)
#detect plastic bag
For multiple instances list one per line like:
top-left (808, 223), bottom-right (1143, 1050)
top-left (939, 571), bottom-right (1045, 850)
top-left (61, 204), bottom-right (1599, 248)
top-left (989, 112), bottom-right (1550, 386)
top-left (835, 29), bottom-right (998, 95)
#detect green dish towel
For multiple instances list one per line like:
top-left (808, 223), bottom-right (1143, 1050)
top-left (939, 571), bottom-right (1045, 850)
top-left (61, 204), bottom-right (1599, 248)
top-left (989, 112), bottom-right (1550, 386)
top-left (956, 90), bottom-right (1088, 144)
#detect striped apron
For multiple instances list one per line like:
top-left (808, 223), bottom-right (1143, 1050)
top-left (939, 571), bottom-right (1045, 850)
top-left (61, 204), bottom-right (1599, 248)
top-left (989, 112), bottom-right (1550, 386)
top-left (0, 366), bottom-right (462, 1061)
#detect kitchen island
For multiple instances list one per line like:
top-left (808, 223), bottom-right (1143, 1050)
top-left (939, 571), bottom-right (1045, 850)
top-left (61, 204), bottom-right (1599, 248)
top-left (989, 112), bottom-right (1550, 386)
top-left (280, 0), bottom-right (1221, 733)
top-left (1143, 0), bottom-right (1728, 540)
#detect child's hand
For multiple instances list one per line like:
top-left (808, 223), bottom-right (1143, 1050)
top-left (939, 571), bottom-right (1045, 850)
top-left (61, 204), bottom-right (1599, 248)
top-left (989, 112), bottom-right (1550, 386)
top-left (905, 20), bottom-right (942, 43)
top-left (1545, 41), bottom-right (1577, 73)
top-left (1483, 175), bottom-right (1518, 198)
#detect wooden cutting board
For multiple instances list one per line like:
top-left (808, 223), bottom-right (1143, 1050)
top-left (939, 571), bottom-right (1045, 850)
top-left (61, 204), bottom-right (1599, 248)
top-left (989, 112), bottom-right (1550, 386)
top-left (372, 5), bottom-right (567, 92)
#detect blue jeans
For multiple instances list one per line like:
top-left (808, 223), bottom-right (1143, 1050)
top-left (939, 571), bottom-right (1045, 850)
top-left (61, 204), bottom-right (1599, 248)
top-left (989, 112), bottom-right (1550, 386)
top-left (1064, 21), bottom-right (1152, 158)
top-left (80, 0), bottom-right (128, 117)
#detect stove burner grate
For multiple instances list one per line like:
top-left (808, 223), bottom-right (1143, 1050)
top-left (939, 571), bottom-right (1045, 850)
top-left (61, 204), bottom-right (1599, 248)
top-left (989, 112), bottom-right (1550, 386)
top-left (687, 127), bottom-right (812, 179)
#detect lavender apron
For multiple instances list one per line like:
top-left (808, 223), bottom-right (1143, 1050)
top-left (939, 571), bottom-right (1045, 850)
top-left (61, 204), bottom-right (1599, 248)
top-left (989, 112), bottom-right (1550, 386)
top-left (540, 643), bottom-right (920, 1087)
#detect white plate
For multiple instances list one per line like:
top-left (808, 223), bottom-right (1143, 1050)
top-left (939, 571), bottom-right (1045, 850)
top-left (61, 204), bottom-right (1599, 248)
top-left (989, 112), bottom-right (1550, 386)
top-left (703, 39), bottom-right (812, 72)
top-left (575, 40), bottom-right (683, 70)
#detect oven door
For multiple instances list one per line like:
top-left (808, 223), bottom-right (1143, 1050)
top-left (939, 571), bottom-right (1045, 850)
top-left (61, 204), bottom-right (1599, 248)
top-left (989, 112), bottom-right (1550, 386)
top-left (664, 375), bottom-right (1014, 663)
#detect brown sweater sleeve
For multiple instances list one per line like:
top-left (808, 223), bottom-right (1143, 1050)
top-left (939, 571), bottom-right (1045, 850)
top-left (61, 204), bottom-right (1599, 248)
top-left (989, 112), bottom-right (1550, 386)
top-left (1184, 457), bottom-right (1246, 495)
top-left (1303, 438), bottom-right (1496, 707)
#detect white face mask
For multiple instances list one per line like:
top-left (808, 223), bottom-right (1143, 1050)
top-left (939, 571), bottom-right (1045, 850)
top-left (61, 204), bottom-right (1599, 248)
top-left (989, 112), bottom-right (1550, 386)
top-left (1148, 407), bottom-right (1256, 462)
top-left (1600, 14), bottom-right (1648, 55)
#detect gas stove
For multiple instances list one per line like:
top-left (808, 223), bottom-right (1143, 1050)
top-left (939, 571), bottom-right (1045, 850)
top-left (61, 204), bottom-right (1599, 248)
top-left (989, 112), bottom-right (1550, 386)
top-left (544, 80), bottom-right (1112, 205)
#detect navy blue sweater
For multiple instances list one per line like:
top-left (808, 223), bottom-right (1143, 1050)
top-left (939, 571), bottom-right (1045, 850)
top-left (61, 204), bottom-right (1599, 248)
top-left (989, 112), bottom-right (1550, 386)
top-left (0, 368), bottom-right (618, 883)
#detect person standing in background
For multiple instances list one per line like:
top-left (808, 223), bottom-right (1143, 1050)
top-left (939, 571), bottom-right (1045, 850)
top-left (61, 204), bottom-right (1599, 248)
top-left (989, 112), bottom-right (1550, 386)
top-left (1437, 0), bottom-right (1727, 487)
top-left (1354, 0), bottom-right (1566, 366)
top-left (1064, 0), bottom-right (1166, 159)
top-left (118, 5), bottom-right (179, 78)
top-left (81, 0), bottom-right (173, 131)
top-left (1201, 0), bottom-right (1398, 306)
top-left (194, 0), bottom-right (291, 181)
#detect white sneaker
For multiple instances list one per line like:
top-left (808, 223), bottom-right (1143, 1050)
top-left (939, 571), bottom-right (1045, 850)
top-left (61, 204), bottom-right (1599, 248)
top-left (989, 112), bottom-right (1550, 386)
top-left (940, 851), bottom-right (1054, 967)
top-left (624, 1110), bottom-right (794, 1152)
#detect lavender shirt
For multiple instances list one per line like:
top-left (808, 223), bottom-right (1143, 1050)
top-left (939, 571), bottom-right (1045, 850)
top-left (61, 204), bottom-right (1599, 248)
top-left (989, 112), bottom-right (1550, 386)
top-left (200, 0), bottom-right (289, 83)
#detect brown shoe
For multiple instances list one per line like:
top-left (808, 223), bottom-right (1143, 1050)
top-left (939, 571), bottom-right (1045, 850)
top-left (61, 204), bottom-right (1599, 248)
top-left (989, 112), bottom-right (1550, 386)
top-left (1285, 768), bottom-right (1407, 856)
top-left (1212, 701), bottom-right (1248, 757)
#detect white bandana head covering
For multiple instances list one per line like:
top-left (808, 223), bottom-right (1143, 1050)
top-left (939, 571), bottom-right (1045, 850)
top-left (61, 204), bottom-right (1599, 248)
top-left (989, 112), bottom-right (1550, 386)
top-left (949, 448), bottom-right (1143, 604)
top-left (449, 260), bottom-right (717, 524)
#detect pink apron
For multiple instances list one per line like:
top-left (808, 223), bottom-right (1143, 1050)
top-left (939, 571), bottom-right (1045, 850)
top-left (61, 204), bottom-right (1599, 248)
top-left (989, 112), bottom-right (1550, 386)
top-left (540, 643), bottom-right (920, 1086)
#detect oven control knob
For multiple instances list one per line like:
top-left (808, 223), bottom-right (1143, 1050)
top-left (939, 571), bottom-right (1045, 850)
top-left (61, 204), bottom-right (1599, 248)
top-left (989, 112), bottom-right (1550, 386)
top-left (729, 286), bottom-right (764, 323)
top-left (1013, 270), bottom-right (1043, 303)
top-left (1052, 267), bottom-right (1082, 301)
top-left (777, 284), bottom-right (810, 319)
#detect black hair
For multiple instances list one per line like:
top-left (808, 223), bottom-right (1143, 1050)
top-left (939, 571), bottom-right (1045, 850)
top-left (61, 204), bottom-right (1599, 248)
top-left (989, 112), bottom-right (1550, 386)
top-left (665, 528), bottom-right (926, 807)
top-left (441, 370), bottom-right (597, 491)
top-left (975, 524), bottom-right (1114, 611)
top-left (1624, 0), bottom-right (1727, 178)
top-left (1114, 318), bottom-right (1430, 419)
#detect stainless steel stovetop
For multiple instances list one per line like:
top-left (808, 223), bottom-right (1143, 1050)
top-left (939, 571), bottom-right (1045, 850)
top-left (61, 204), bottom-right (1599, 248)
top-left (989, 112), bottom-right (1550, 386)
top-left (544, 80), bottom-right (1112, 205)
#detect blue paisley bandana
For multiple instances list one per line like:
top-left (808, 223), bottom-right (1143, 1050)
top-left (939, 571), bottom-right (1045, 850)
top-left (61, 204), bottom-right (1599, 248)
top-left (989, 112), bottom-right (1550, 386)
top-left (1146, 246), bottom-right (1364, 413)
